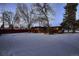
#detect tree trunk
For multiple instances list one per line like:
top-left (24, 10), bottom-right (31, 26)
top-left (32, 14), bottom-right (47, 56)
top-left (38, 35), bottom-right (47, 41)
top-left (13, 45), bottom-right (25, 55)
top-left (68, 29), bottom-right (69, 32)
top-left (72, 25), bottom-right (76, 33)
top-left (47, 20), bottom-right (52, 34)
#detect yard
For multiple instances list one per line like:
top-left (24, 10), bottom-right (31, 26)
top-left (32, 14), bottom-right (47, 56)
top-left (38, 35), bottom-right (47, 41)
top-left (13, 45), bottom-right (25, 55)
top-left (0, 33), bottom-right (79, 56)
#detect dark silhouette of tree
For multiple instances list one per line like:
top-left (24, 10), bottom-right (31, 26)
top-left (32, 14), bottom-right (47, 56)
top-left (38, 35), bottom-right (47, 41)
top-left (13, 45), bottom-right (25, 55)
top-left (62, 3), bottom-right (78, 33)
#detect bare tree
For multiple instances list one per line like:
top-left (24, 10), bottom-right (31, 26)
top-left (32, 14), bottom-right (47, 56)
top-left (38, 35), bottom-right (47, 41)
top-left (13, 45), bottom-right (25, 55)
top-left (0, 4), bottom-right (6, 29)
top-left (14, 3), bottom-right (30, 29)
top-left (14, 4), bottom-right (21, 28)
top-left (31, 3), bottom-right (54, 33)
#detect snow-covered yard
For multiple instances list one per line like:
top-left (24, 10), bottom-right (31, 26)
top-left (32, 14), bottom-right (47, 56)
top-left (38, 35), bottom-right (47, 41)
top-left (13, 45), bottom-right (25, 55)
top-left (0, 33), bottom-right (79, 56)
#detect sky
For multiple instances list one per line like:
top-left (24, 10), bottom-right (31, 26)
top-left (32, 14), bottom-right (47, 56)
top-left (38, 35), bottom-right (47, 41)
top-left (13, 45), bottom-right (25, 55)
top-left (0, 3), bottom-right (79, 27)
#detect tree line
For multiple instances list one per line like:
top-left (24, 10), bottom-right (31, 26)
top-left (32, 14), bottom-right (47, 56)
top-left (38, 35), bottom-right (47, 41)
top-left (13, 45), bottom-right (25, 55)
top-left (0, 3), bottom-right (54, 33)
top-left (0, 3), bottom-right (79, 33)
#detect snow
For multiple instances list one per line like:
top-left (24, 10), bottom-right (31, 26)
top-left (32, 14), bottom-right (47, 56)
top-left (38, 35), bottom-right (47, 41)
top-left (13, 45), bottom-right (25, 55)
top-left (0, 33), bottom-right (79, 56)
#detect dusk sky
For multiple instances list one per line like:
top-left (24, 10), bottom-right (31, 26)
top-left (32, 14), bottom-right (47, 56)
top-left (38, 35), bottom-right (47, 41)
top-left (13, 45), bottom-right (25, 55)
top-left (0, 3), bottom-right (79, 26)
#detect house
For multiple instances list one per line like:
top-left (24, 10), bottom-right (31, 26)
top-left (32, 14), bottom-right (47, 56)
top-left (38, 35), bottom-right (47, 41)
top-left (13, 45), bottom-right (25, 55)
top-left (30, 26), bottom-right (62, 33)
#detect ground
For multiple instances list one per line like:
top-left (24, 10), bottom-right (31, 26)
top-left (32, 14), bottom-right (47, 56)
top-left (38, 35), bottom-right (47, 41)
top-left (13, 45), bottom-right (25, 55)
top-left (0, 33), bottom-right (79, 56)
